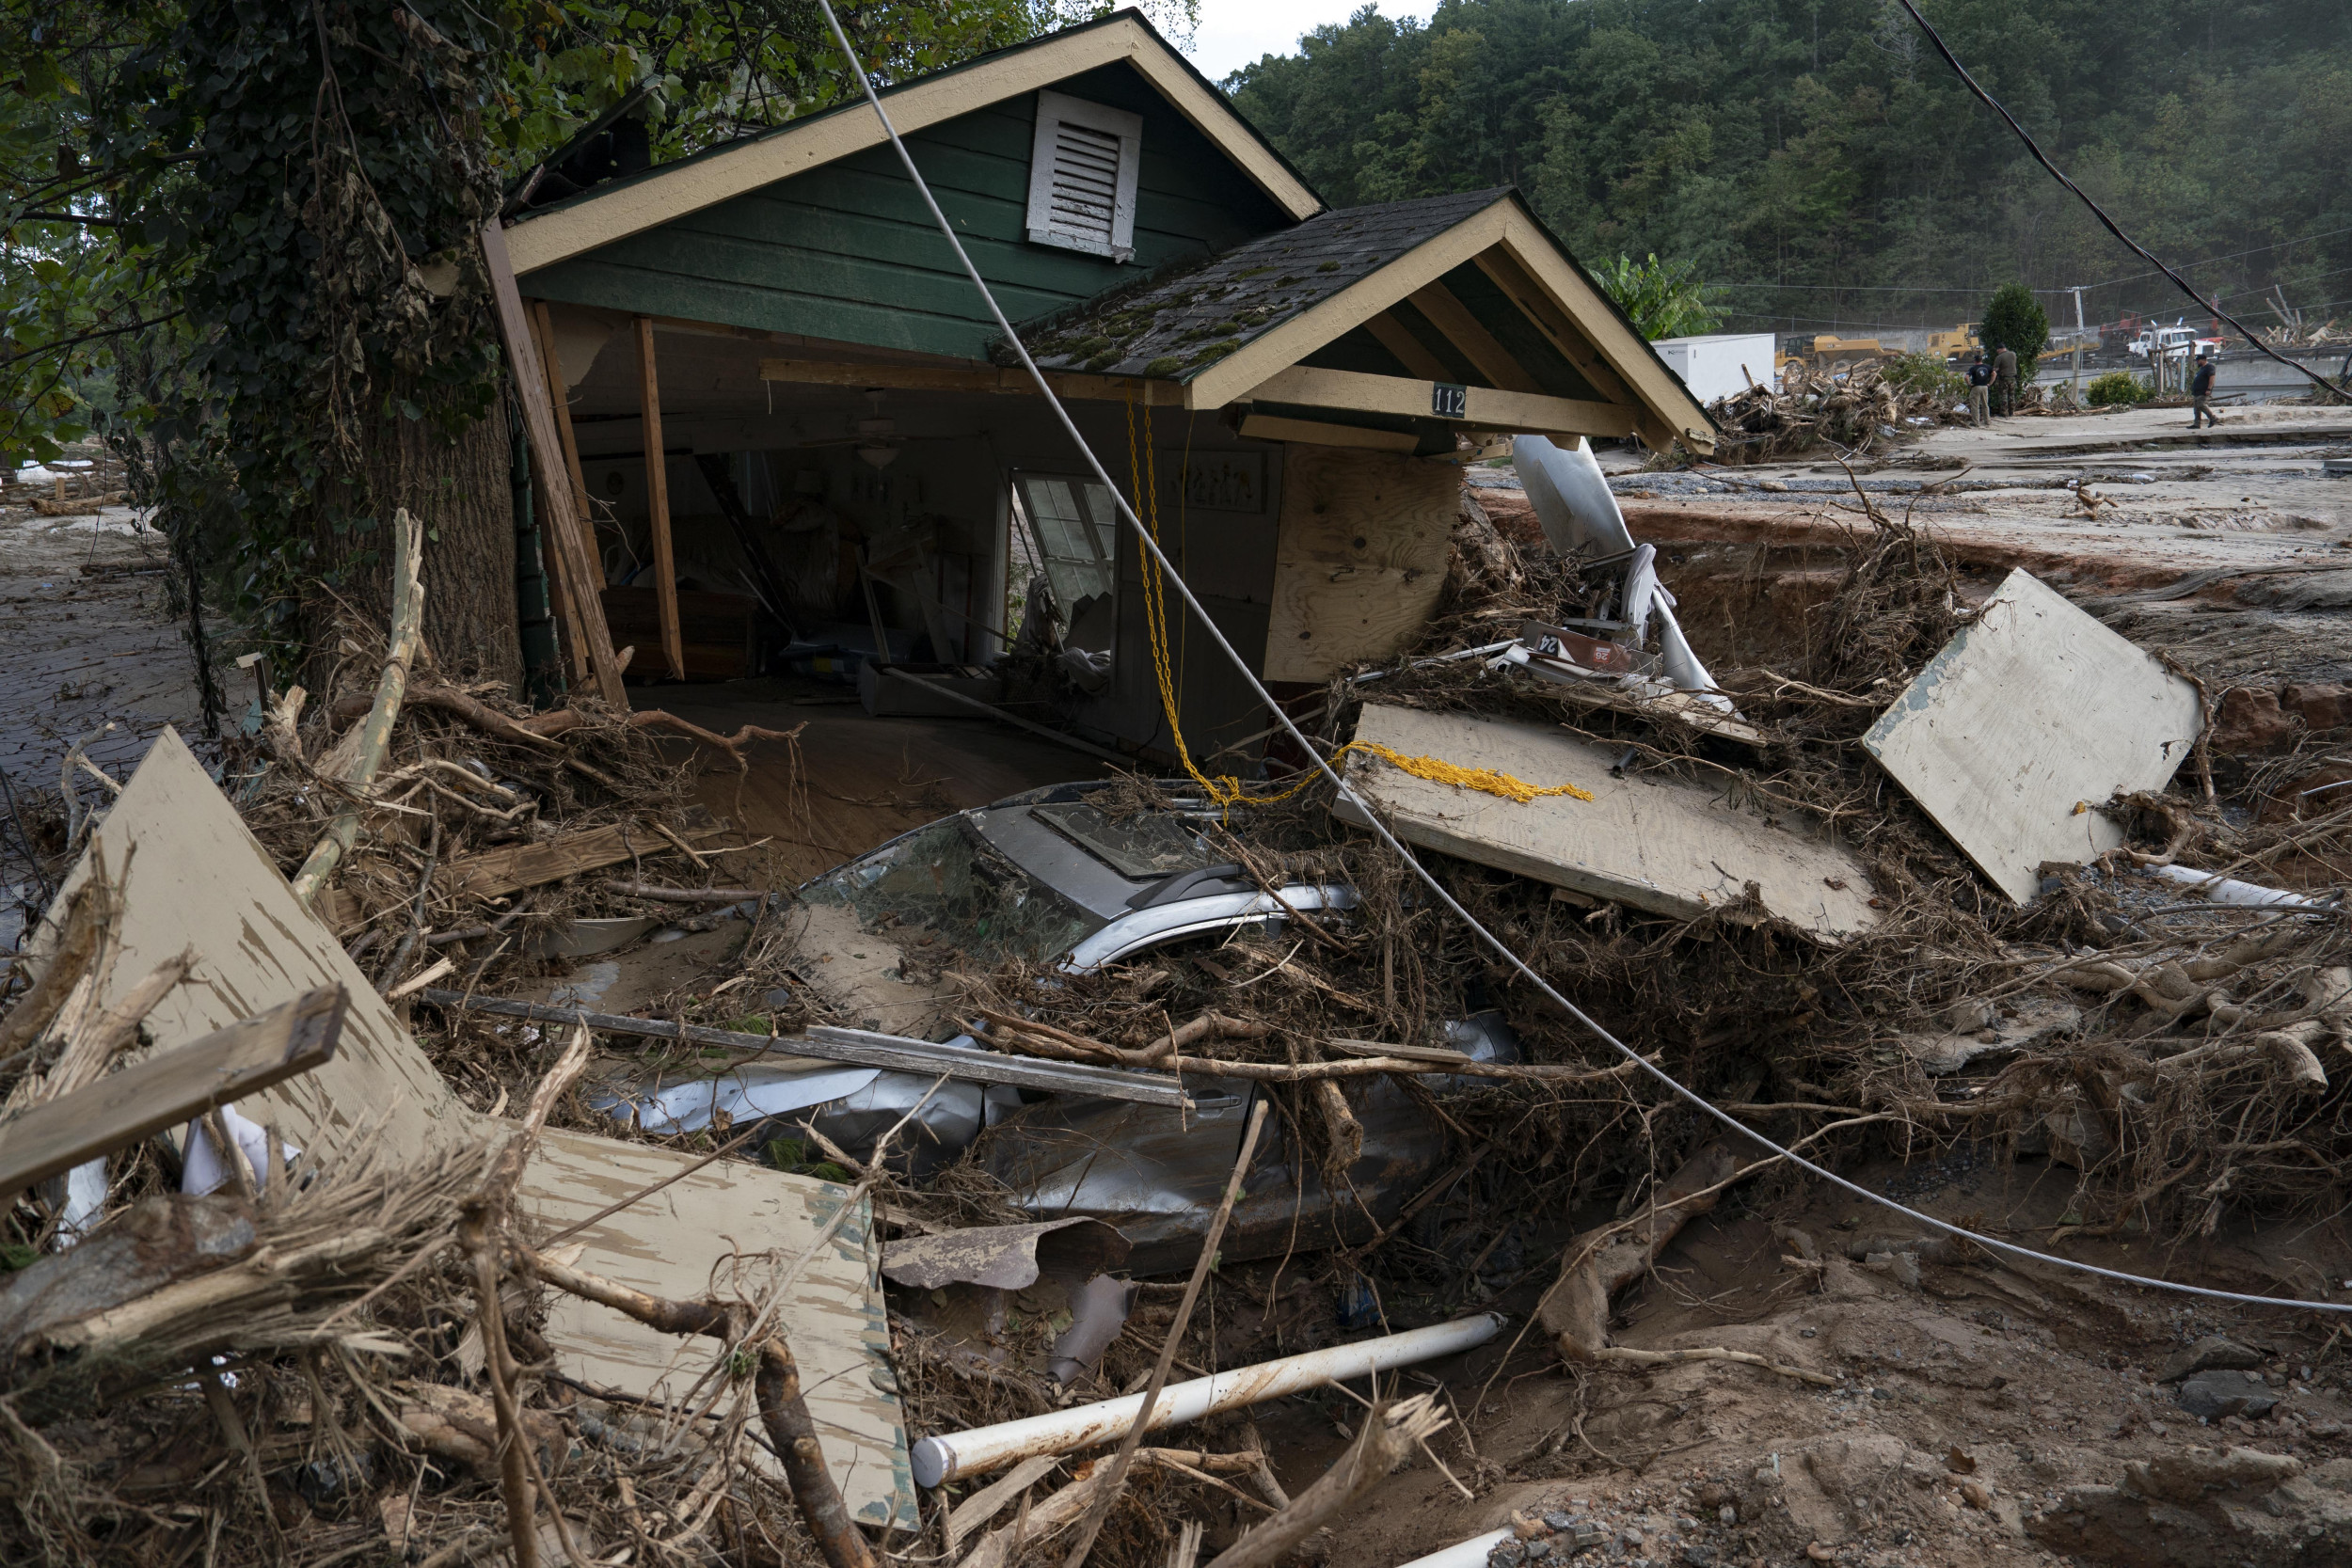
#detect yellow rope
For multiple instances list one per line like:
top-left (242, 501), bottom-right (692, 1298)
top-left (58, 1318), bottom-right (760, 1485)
top-left (1121, 388), bottom-right (1590, 809)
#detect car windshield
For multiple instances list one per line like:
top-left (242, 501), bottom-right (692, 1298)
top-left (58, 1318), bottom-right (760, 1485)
top-left (800, 813), bottom-right (1106, 968)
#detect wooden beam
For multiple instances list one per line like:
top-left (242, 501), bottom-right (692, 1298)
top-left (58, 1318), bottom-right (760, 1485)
top-left (634, 318), bottom-right (684, 682)
top-left (1243, 366), bottom-right (1635, 439)
top-left (757, 357), bottom-right (1172, 404)
top-left (482, 219), bottom-right (631, 707)
top-left (1408, 281), bottom-right (1543, 393)
top-left (1363, 312), bottom-right (1455, 382)
top-left (1233, 414), bottom-right (1420, 451)
top-left (523, 303), bottom-right (593, 689)
top-left (0, 988), bottom-right (345, 1196)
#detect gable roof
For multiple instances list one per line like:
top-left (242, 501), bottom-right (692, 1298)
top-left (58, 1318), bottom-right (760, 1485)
top-left (504, 10), bottom-right (1319, 277)
top-left (1010, 189), bottom-right (1718, 451)
top-left (1015, 188), bottom-right (1508, 379)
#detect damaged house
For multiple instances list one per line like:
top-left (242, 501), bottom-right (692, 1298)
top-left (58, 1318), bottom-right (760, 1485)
top-left (494, 8), bottom-right (1712, 762)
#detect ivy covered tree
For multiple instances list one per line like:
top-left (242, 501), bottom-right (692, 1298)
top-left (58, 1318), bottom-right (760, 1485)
top-left (3, 0), bottom-right (1194, 696)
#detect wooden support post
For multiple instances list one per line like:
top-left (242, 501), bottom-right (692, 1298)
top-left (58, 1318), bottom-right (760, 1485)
top-left (524, 300), bottom-right (605, 693)
top-left (479, 218), bottom-right (630, 709)
top-left (635, 317), bottom-right (685, 682)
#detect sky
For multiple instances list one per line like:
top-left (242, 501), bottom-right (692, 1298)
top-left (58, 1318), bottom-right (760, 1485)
top-left (1182, 0), bottom-right (1438, 84)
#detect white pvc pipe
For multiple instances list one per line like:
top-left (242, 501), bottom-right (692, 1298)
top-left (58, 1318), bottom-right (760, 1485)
top-left (2142, 863), bottom-right (2332, 911)
top-left (908, 1312), bottom-right (1506, 1487)
top-left (1397, 1528), bottom-right (1511, 1567)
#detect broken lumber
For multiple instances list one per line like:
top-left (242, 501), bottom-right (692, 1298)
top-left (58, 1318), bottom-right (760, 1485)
top-left (0, 989), bottom-right (344, 1196)
top-left (434, 820), bottom-right (721, 902)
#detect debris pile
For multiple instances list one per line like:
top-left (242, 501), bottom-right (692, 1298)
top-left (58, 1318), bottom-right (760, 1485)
top-left (4, 442), bottom-right (2351, 1568)
top-left (1703, 360), bottom-right (1971, 464)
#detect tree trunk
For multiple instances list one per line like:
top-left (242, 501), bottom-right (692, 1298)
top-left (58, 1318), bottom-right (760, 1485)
top-left (361, 389), bottom-right (524, 694)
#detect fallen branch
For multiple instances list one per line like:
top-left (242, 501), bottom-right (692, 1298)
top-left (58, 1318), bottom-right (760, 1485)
top-left (1537, 1141), bottom-right (1743, 1363)
top-left (1201, 1394), bottom-right (1448, 1568)
top-left (518, 707), bottom-right (804, 774)
top-left (604, 879), bottom-right (766, 905)
top-left (291, 508), bottom-right (425, 910)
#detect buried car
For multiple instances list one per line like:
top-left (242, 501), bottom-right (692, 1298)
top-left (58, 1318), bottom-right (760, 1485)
top-left (595, 782), bottom-right (1515, 1272)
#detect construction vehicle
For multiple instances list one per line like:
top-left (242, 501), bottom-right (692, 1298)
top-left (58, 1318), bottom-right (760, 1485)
top-left (1775, 334), bottom-right (1888, 375)
top-left (1925, 323), bottom-right (1979, 360)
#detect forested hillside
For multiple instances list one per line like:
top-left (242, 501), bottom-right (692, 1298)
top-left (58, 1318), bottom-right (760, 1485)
top-left (1227, 0), bottom-right (2352, 340)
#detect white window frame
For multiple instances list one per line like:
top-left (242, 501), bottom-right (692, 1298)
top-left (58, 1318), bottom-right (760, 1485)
top-left (1025, 90), bottom-right (1143, 262)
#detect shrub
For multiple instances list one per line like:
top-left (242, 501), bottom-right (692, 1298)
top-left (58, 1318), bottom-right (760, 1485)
top-left (1980, 283), bottom-right (2050, 380)
top-left (2086, 370), bottom-right (2152, 406)
top-left (1883, 351), bottom-right (1965, 404)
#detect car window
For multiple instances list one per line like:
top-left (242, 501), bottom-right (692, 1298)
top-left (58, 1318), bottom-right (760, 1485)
top-left (801, 814), bottom-right (1105, 968)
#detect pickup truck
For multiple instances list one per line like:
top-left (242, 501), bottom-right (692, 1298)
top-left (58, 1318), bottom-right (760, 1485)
top-left (2128, 325), bottom-right (2224, 360)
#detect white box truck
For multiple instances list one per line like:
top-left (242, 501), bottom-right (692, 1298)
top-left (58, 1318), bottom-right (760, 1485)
top-left (1652, 332), bottom-right (1779, 404)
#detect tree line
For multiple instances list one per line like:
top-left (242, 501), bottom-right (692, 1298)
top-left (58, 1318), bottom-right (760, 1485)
top-left (1227, 0), bottom-right (2352, 344)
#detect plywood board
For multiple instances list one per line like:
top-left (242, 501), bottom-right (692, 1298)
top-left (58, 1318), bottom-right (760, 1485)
top-left (31, 730), bottom-right (913, 1526)
top-left (1333, 704), bottom-right (1881, 940)
top-left (1862, 568), bottom-right (2203, 903)
top-left (45, 728), bottom-right (473, 1154)
top-left (1263, 445), bottom-right (1456, 682)
top-left (525, 1129), bottom-right (917, 1529)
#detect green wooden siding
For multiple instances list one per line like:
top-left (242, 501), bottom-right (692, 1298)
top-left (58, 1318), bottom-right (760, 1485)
top-left (520, 63), bottom-right (1294, 360)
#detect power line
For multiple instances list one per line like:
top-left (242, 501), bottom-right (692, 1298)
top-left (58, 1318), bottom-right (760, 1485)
top-left (819, 0), bottom-right (2352, 1318)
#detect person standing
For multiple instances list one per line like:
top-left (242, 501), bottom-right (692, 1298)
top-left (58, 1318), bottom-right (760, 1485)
top-left (1966, 352), bottom-right (1993, 427)
top-left (1993, 342), bottom-right (2018, 417)
top-left (2190, 352), bottom-right (2222, 428)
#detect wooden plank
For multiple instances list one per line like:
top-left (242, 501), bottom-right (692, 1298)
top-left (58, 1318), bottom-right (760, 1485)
top-left (501, 16), bottom-right (1316, 276)
top-left (1335, 704), bottom-right (1883, 941)
top-left (1243, 366), bottom-right (1636, 439)
top-left (434, 819), bottom-right (710, 902)
top-left (1262, 445), bottom-right (1456, 682)
top-left (530, 301), bottom-right (598, 533)
top-left (1234, 414), bottom-right (1419, 451)
top-left (1862, 568), bottom-right (2203, 903)
top-left (481, 219), bottom-right (630, 707)
top-left (1408, 280), bottom-right (1543, 393)
top-left (0, 989), bottom-right (344, 1196)
top-left (1363, 311), bottom-right (1455, 382)
top-left (634, 317), bottom-right (685, 681)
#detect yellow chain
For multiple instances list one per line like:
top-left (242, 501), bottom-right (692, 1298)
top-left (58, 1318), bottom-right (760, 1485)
top-left (1121, 388), bottom-right (1590, 809)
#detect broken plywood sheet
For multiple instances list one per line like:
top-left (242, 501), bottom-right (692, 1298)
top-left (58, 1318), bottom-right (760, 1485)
top-left (38, 727), bottom-right (470, 1153)
top-left (525, 1129), bottom-right (918, 1530)
top-left (1334, 704), bottom-right (1880, 939)
top-left (1863, 568), bottom-right (2203, 903)
top-left (29, 728), bottom-right (914, 1526)
top-left (1263, 446), bottom-right (1456, 683)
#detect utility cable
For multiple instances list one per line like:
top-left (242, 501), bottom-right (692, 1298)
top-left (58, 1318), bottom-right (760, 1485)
top-left (812, 0), bottom-right (2352, 1316)
top-left (1892, 0), bottom-right (2343, 400)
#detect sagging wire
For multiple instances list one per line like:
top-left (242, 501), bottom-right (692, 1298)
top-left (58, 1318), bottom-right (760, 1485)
top-left (810, 0), bottom-right (2352, 1316)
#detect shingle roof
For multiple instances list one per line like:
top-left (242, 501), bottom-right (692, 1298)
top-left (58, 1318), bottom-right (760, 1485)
top-left (1004, 188), bottom-right (1513, 381)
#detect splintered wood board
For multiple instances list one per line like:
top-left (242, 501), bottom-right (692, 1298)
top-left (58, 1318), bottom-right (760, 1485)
top-left (1862, 568), bottom-right (2202, 903)
top-left (1334, 704), bottom-right (1881, 941)
top-left (32, 729), bottom-right (915, 1528)
top-left (1263, 445), bottom-right (1457, 682)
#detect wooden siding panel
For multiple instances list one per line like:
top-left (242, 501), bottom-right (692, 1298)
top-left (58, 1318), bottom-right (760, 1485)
top-left (523, 59), bottom-right (1291, 357)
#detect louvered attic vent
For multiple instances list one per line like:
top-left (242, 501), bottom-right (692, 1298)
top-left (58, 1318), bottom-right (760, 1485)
top-left (1025, 91), bottom-right (1142, 261)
